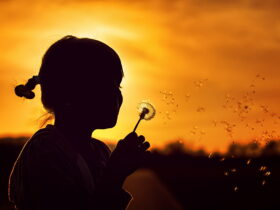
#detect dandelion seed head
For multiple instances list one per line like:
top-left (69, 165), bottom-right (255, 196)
top-left (137, 101), bottom-right (156, 120)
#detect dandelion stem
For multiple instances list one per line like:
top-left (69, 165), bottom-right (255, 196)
top-left (133, 105), bottom-right (154, 132)
top-left (133, 117), bottom-right (143, 132)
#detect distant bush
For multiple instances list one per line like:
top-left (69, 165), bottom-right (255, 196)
top-left (154, 139), bottom-right (280, 157)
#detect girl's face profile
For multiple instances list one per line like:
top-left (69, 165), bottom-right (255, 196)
top-left (95, 79), bottom-right (123, 129)
top-left (72, 76), bottom-right (123, 130)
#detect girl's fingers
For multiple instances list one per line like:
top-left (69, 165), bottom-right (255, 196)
top-left (124, 132), bottom-right (138, 141)
top-left (138, 135), bottom-right (145, 144)
top-left (123, 132), bottom-right (138, 147)
top-left (122, 133), bottom-right (149, 152)
top-left (139, 141), bottom-right (150, 151)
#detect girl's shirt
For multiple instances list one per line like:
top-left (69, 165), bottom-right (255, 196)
top-left (8, 124), bottom-right (132, 210)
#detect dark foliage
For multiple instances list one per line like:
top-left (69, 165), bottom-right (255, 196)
top-left (1, 137), bottom-right (280, 210)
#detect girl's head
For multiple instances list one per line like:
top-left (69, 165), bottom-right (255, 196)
top-left (15, 35), bottom-right (123, 129)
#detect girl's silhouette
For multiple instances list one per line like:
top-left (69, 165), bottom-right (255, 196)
top-left (9, 35), bottom-right (150, 210)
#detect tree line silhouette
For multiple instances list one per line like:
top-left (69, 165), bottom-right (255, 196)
top-left (1, 137), bottom-right (280, 210)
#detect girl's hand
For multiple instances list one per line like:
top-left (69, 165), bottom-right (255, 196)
top-left (105, 132), bottom-right (150, 188)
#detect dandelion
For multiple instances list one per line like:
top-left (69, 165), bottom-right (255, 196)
top-left (133, 101), bottom-right (156, 132)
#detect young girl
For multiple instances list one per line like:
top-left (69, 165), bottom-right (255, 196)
top-left (9, 35), bottom-right (150, 210)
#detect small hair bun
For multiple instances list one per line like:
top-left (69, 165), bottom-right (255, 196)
top-left (15, 84), bottom-right (35, 99)
top-left (14, 76), bottom-right (40, 99)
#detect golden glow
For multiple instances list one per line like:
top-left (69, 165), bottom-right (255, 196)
top-left (0, 0), bottom-right (280, 153)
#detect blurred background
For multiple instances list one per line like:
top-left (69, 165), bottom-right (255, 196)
top-left (1, 0), bottom-right (280, 209)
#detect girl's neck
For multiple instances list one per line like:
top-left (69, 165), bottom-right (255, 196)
top-left (54, 117), bottom-right (94, 144)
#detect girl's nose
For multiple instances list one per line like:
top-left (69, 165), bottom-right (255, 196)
top-left (117, 90), bottom-right (123, 107)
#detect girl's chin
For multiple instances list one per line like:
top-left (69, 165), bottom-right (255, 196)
top-left (94, 120), bottom-right (117, 129)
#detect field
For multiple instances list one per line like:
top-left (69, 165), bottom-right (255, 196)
top-left (1, 137), bottom-right (280, 210)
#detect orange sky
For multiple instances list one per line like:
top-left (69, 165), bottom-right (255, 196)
top-left (0, 0), bottom-right (279, 152)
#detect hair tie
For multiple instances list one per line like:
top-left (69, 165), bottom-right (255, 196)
top-left (15, 75), bottom-right (40, 99)
top-left (25, 75), bottom-right (40, 90)
top-left (33, 75), bottom-right (40, 84)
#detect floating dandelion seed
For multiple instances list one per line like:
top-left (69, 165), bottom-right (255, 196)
top-left (246, 159), bottom-right (251, 165)
top-left (133, 101), bottom-right (156, 132)
top-left (259, 166), bottom-right (267, 171)
top-left (185, 93), bottom-right (191, 102)
top-left (220, 157), bottom-right (226, 162)
top-left (230, 168), bottom-right (237, 173)
top-left (178, 140), bottom-right (183, 144)
top-left (200, 130), bottom-right (206, 135)
top-left (196, 107), bottom-right (205, 112)
top-left (234, 186), bottom-right (239, 192)
top-left (194, 79), bottom-right (208, 88)
top-left (264, 171), bottom-right (271, 176)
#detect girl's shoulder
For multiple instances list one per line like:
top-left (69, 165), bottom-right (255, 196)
top-left (90, 138), bottom-right (112, 159)
top-left (26, 124), bottom-right (63, 152)
top-left (22, 124), bottom-right (77, 163)
top-left (19, 125), bottom-right (81, 171)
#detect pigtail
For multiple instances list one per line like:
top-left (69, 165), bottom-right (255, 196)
top-left (14, 76), bottom-right (40, 99)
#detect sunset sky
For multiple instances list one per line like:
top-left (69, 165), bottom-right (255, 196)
top-left (0, 0), bottom-right (279, 152)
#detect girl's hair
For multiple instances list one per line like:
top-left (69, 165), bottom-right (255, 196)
top-left (15, 35), bottom-right (123, 113)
